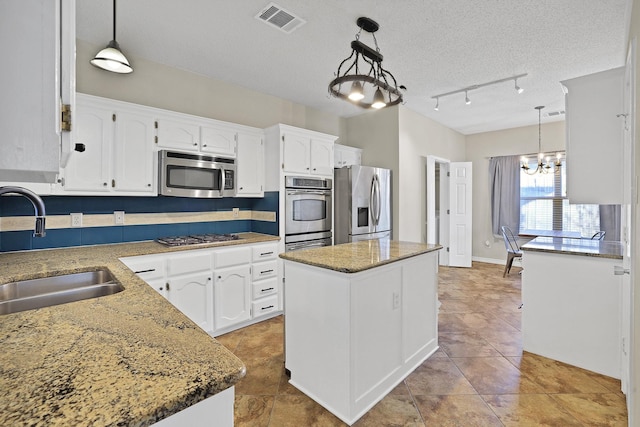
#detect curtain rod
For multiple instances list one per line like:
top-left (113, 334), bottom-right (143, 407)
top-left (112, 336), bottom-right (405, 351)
top-left (487, 150), bottom-right (565, 160)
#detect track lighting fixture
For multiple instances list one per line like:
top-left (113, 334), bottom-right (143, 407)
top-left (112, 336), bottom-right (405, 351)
top-left (91, 0), bottom-right (133, 74)
top-left (514, 78), bottom-right (524, 94)
top-left (431, 73), bottom-right (527, 108)
top-left (434, 97), bottom-right (439, 111)
top-left (329, 17), bottom-right (405, 109)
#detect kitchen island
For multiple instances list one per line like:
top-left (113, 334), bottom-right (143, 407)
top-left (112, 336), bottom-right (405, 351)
top-left (280, 239), bottom-right (442, 425)
top-left (521, 237), bottom-right (624, 378)
top-left (0, 233), bottom-right (278, 427)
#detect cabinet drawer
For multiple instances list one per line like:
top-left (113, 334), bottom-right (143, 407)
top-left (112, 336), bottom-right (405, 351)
top-left (252, 244), bottom-right (278, 261)
top-left (214, 247), bottom-right (252, 268)
top-left (252, 295), bottom-right (279, 318)
top-left (166, 251), bottom-right (211, 276)
top-left (252, 277), bottom-right (278, 299)
top-left (252, 260), bottom-right (277, 281)
top-left (121, 257), bottom-right (165, 281)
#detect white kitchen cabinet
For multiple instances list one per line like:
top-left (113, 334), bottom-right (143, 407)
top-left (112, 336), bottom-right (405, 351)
top-left (61, 94), bottom-right (155, 195)
top-left (0, 0), bottom-right (75, 183)
top-left (168, 271), bottom-right (214, 332)
top-left (562, 67), bottom-right (624, 204)
top-left (213, 265), bottom-right (252, 330)
top-left (266, 124), bottom-right (337, 180)
top-left (334, 144), bottom-right (362, 168)
top-left (156, 114), bottom-right (238, 158)
top-left (120, 240), bottom-right (282, 337)
top-left (236, 130), bottom-right (264, 197)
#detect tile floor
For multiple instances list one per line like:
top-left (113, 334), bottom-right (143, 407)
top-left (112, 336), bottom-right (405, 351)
top-left (216, 262), bottom-right (628, 426)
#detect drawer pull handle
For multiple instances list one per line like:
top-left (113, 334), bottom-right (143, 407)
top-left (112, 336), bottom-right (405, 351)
top-left (261, 305), bottom-right (274, 311)
top-left (261, 287), bottom-right (274, 292)
top-left (261, 269), bottom-right (274, 274)
top-left (134, 268), bottom-right (155, 274)
top-left (260, 252), bottom-right (274, 256)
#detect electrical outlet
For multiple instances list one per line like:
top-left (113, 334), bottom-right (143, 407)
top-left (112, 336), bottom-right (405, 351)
top-left (114, 211), bottom-right (125, 225)
top-left (70, 213), bottom-right (82, 228)
top-left (232, 207), bottom-right (239, 218)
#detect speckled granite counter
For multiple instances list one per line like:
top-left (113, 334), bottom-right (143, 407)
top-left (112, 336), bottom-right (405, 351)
top-left (521, 236), bottom-right (623, 259)
top-left (0, 232), bottom-right (279, 427)
top-left (279, 239), bottom-right (442, 273)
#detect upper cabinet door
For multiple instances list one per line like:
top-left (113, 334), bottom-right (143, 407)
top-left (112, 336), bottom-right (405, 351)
top-left (283, 134), bottom-right (311, 174)
top-left (201, 124), bottom-right (237, 157)
top-left (310, 139), bottom-right (334, 176)
top-left (0, 0), bottom-right (75, 183)
top-left (236, 131), bottom-right (264, 197)
top-left (63, 103), bottom-right (113, 192)
top-left (156, 117), bottom-right (200, 151)
top-left (113, 110), bottom-right (155, 193)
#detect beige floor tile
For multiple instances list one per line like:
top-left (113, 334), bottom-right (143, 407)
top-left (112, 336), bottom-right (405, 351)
top-left (413, 394), bottom-right (503, 427)
top-left (438, 331), bottom-right (501, 357)
top-left (404, 358), bottom-right (477, 395)
top-left (483, 393), bottom-right (583, 426)
top-left (353, 395), bottom-right (425, 426)
top-left (551, 393), bottom-right (628, 426)
top-left (452, 356), bottom-right (544, 395)
top-left (508, 352), bottom-right (611, 394)
top-left (234, 355), bottom-right (283, 395)
top-left (234, 395), bottom-right (275, 427)
top-left (269, 394), bottom-right (346, 427)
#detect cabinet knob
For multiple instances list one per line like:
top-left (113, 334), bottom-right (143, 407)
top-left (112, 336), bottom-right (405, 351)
top-left (313, 168), bottom-right (317, 171)
top-left (208, 277), bottom-right (212, 281)
top-left (306, 167), bottom-right (309, 170)
top-left (203, 144), bottom-right (207, 147)
top-left (193, 143), bottom-right (198, 146)
top-left (147, 183), bottom-right (151, 187)
top-left (218, 275), bottom-right (222, 279)
top-left (159, 287), bottom-right (163, 291)
top-left (239, 187), bottom-right (244, 190)
top-left (103, 182), bottom-right (108, 186)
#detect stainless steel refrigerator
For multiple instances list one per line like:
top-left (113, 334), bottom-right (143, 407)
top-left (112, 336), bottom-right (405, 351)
top-left (334, 165), bottom-right (392, 244)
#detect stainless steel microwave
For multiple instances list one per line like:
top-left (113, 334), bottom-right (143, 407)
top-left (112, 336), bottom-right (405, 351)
top-left (159, 150), bottom-right (236, 198)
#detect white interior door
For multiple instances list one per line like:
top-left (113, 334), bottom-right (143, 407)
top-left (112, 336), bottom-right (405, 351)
top-left (448, 162), bottom-right (473, 267)
top-left (621, 37), bottom-right (636, 421)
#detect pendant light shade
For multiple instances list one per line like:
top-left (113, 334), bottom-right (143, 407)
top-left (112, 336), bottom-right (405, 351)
top-left (91, 0), bottom-right (133, 74)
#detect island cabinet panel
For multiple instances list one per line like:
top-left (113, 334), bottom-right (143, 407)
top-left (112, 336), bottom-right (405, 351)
top-left (283, 250), bottom-right (439, 425)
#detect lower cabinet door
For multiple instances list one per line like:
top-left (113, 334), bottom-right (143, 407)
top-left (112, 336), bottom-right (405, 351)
top-left (167, 272), bottom-right (214, 333)
top-left (214, 265), bottom-right (251, 330)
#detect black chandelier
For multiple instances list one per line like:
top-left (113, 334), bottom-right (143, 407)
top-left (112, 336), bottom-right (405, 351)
top-left (521, 106), bottom-right (562, 175)
top-left (328, 17), bottom-right (405, 109)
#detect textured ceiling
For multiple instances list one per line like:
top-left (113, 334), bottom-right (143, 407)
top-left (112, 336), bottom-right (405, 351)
top-left (76, 0), bottom-right (632, 135)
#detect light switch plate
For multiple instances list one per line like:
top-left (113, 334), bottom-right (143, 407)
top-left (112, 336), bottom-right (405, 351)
top-left (233, 207), bottom-right (239, 218)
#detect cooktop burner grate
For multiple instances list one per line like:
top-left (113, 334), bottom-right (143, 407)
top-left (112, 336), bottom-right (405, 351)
top-left (156, 233), bottom-right (240, 247)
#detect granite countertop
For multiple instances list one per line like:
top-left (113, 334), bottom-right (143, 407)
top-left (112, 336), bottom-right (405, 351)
top-left (521, 236), bottom-right (623, 260)
top-left (0, 232), bottom-right (279, 427)
top-left (279, 239), bottom-right (442, 273)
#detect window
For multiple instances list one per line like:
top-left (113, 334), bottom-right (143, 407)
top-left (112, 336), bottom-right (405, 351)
top-left (519, 155), bottom-right (600, 236)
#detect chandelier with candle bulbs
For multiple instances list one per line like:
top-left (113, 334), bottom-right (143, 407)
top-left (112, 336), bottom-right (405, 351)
top-left (521, 106), bottom-right (562, 174)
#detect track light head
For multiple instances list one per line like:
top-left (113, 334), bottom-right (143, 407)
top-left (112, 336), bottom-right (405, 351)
top-left (465, 91), bottom-right (471, 105)
top-left (434, 97), bottom-right (439, 111)
top-left (515, 78), bottom-right (524, 94)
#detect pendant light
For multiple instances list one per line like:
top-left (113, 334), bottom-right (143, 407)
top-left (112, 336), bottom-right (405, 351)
top-left (91, 0), bottom-right (133, 74)
top-left (521, 106), bottom-right (562, 174)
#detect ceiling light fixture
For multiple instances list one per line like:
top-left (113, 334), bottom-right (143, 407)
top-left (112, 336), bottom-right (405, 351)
top-left (329, 17), bottom-right (405, 109)
top-left (434, 97), bottom-right (439, 111)
top-left (521, 106), bottom-right (562, 175)
top-left (431, 73), bottom-right (527, 108)
top-left (514, 78), bottom-right (524, 94)
top-left (90, 0), bottom-right (133, 74)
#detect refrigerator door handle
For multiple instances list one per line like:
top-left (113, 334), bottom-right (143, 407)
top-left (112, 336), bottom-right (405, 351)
top-left (370, 175), bottom-right (376, 227)
top-left (374, 174), bottom-right (381, 226)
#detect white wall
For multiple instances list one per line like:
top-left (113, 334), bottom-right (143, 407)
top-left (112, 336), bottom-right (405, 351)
top-left (398, 107), bottom-right (466, 242)
top-left (77, 40), bottom-right (343, 137)
top-left (466, 121), bottom-right (566, 262)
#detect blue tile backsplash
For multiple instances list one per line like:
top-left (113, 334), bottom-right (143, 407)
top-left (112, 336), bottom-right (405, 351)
top-left (0, 192), bottom-right (279, 252)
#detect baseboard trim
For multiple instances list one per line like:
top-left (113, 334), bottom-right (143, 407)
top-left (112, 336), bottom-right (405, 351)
top-left (472, 256), bottom-right (506, 265)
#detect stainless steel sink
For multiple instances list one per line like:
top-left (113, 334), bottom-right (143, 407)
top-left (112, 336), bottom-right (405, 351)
top-left (0, 269), bottom-right (124, 315)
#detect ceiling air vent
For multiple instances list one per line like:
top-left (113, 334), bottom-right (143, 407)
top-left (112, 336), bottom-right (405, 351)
top-left (256, 2), bottom-right (306, 34)
top-left (546, 110), bottom-right (566, 117)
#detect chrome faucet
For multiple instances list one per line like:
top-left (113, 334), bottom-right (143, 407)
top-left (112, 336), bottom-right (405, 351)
top-left (0, 186), bottom-right (46, 237)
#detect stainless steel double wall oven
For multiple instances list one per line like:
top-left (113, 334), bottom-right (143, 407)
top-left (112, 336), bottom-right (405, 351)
top-left (284, 176), bottom-right (332, 251)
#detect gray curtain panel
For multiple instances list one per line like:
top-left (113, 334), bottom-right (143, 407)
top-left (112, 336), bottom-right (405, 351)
top-left (599, 204), bottom-right (621, 241)
top-left (489, 155), bottom-right (521, 236)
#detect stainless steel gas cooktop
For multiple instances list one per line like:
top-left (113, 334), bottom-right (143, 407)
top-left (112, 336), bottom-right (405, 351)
top-left (156, 233), bottom-right (240, 247)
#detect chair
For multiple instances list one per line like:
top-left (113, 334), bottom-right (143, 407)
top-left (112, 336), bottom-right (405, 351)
top-left (591, 231), bottom-right (606, 240)
top-left (501, 226), bottom-right (523, 277)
